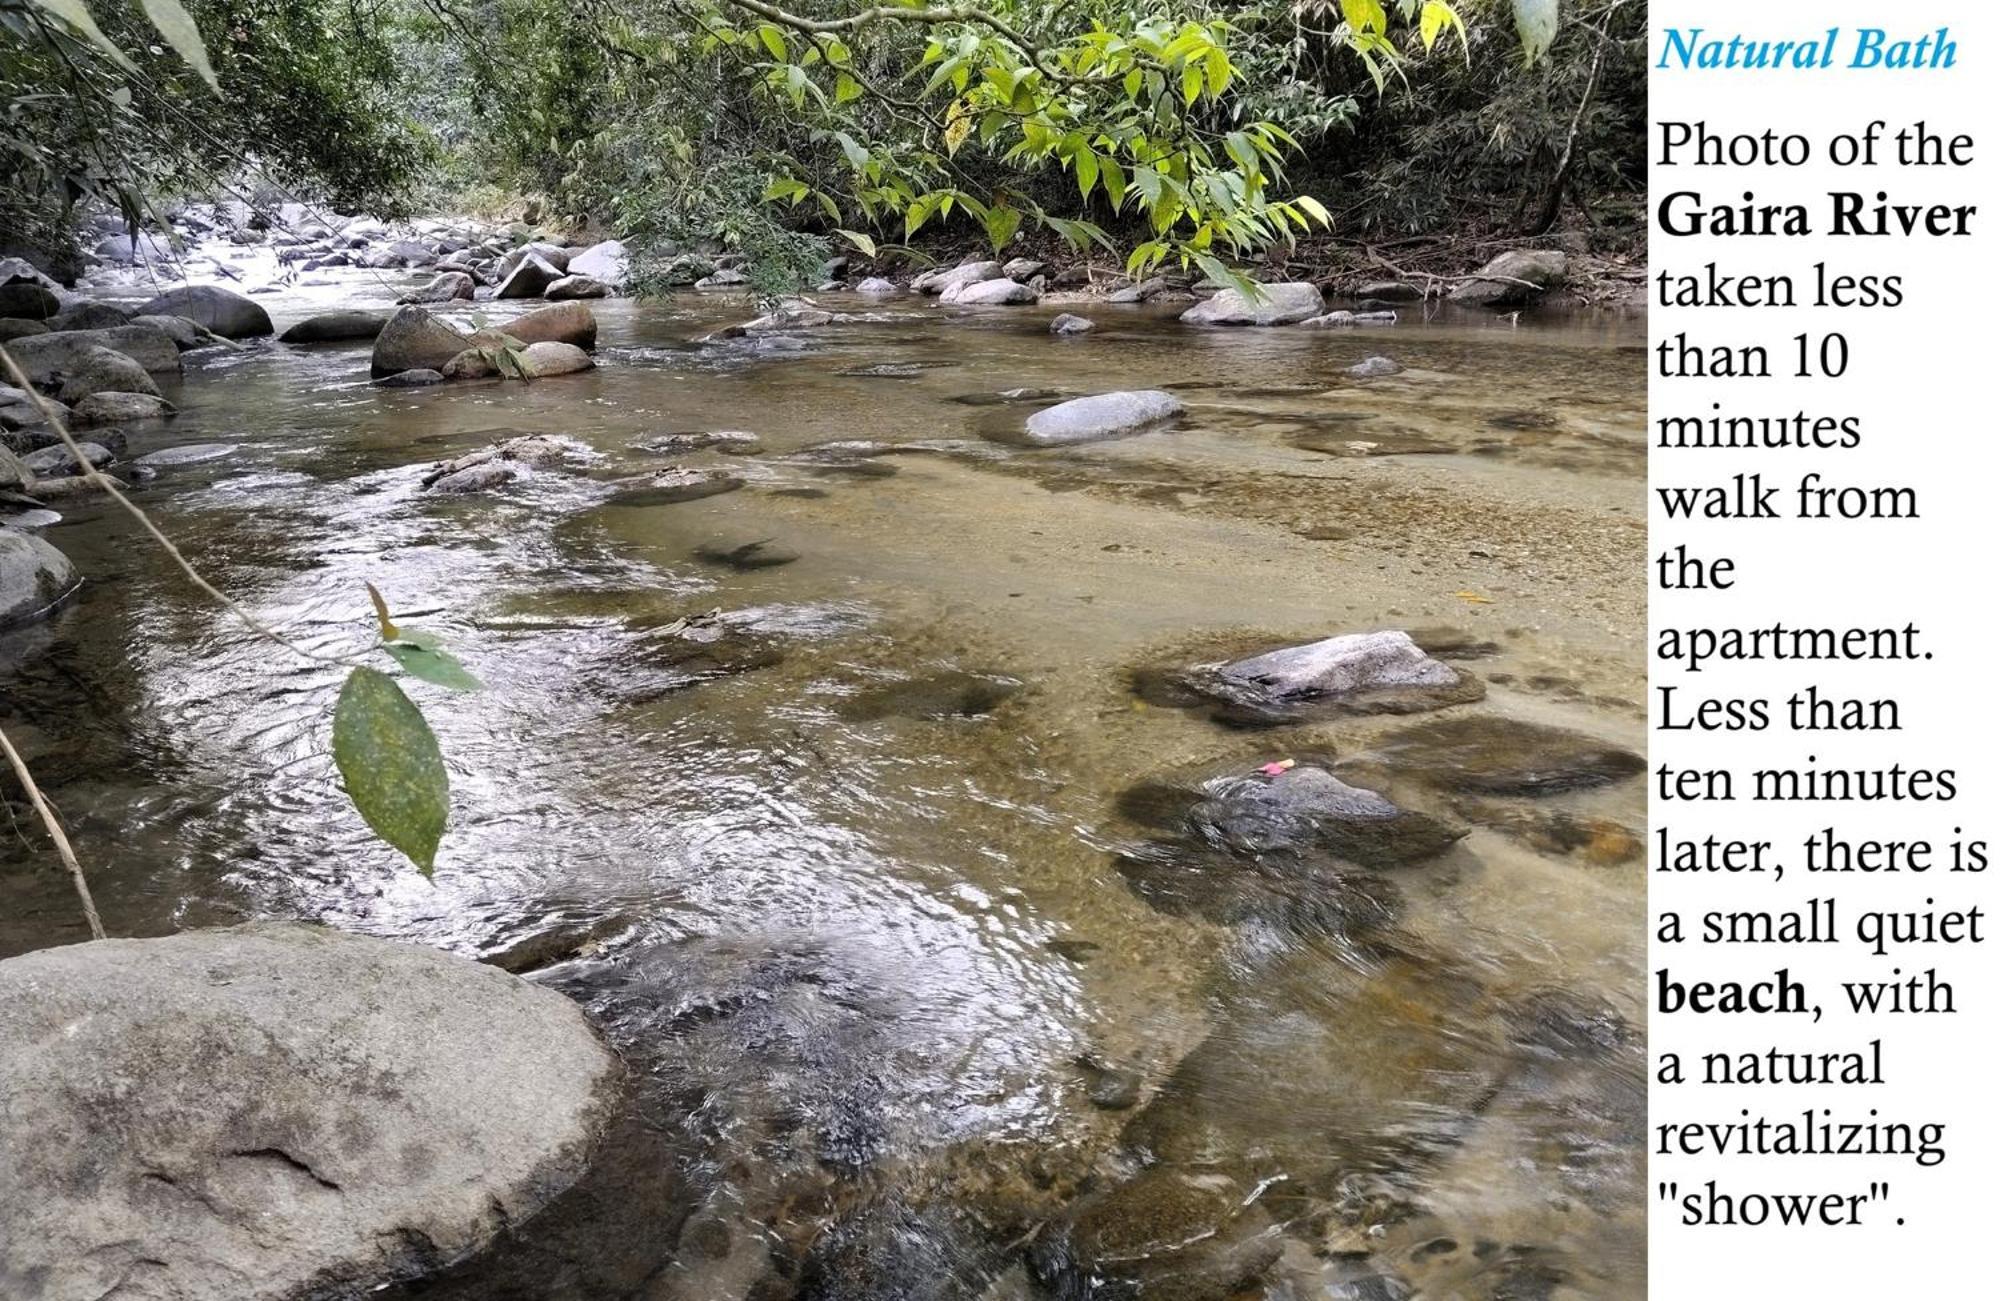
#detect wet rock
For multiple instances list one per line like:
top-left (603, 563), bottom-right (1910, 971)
top-left (1367, 716), bottom-right (1644, 796)
top-left (402, 270), bottom-right (476, 304)
top-left (855, 276), bottom-right (899, 296)
top-left (912, 260), bottom-right (1003, 295)
top-left (69, 390), bottom-right (175, 427)
top-left (280, 309), bottom-right (391, 343)
top-left (428, 461), bottom-right (516, 493)
top-left (371, 306), bottom-right (471, 377)
top-left (131, 284), bottom-right (273, 338)
top-left (565, 239), bottom-right (628, 287)
top-left (0, 923), bottom-right (621, 1301)
top-left (498, 242), bottom-right (574, 279)
top-left (839, 361), bottom-right (943, 379)
top-left (1033, 1169), bottom-right (1283, 1301)
top-left (943, 277), bottom-right (1037, 306)
top-left (842, 670), bottom-right (1024, 721)
top-left (422, 434), bottom-right (577, 491)
top-left (1347, 355), bottom-right (1403, 378)
top-left (1358, 280), bottom-right (1422, 301)
top-left (635, 429), bottom-right (761, 455)
top-left (518, 340), bottom-right (595, 377)
top-left (610, 466), bottom-right (745, 506)
top-left (1181, 763), bottom-right (1465, 869)
top-left (1450, 250), bottom-right (1568, 308)
top-left (1107, 276), bottom-right (1169, 304)
top-left (376, 367), bottom-right (445, 388)
top-left (694, 268), bottom-right (750, 289)
top-left (949, 386), bottom-right (1067, 407)
top-left (735, 301), bottom-right (835, 335)
top-left (1012, 390), bottom-right (1183, 447)
top-left (131, 313), bottom-right (233, 352)
top-left (695, 538), bottom-right (801, 571)
top-left (480, 912), bottom-right (637, 975)
top-left (55, 345), bottom-right (160, 404)
top-left (1075, 1057), bottom-right (1143, 1110)
top-left (1180, 281), bottom-right (1324, 327)
top-left (1289, 428), bottom-right (1453, 458)
top-left (1353, 309), bottom-right (1400, 324)
top-left (1049, 313), bottom-right (1094, 335)
top-left (1195, 630), bottom-right (1482, 725)
top-left (0, 282), bottom-right (58, 319)
top-left (497, 300), bottom-right (598, 350)
top-left (545, 274), bottom-right (610, 300)
top-left (6, 324), bottom-right (182, 386)
top-left (132, 442), bottom-right (238, 470)
top-left (498, 253), bottom-right (565, 299)
top-left (0, 318), bottom-right (47, 343)
top-left (1002, 258), bottom-right (1046, 281)
top-left (1301, 310), bottom-right (1357, 328)
top-left (1, 529), bottom-right (80, 627)
top-left (92, 230), bottom-right (172, 263)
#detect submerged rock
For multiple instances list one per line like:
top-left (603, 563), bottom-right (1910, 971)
top-left (0, 529), bottom-right (79, 627)
top-left (635, 429), bottom-right (760, 455)
top-left (131, 284), bottom-right (273, 338)
top-left (1347, 355), bottom-right (1403, 378)
top-left (609, 466), bottom-right (745, 507)
top-left (376, 367), bottom-right (445, 388)
top-left (132, 442), bottom-right (238, 470)
top-left (842, 669), bottom-right (1024, 721)
top-left (1049, 313), bottom-right (1094, 335)
top-left (1366, 716), bottom-right (1644, 795)
top-left (1033, 1169), bottom-right (1283, 1301)
top-left (1180, 281), bottom-right (1324, 326)
top-left (855, 276), bottom-right (899, 296)
top-left (693, 538), bottom-right (801, 570)
top-left (280, 309), bottom-right (391, 343)
top-left (1013, 390), bottom-right (1183, 447)
top-left (422, 434), bottom-right (578, 492)
top-left (0, 923), bottom-right (621, 1301)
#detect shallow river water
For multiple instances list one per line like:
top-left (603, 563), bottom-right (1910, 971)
top-left (1, 263), bottom-right (1646, 1300)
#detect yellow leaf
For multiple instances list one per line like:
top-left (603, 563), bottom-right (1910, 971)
top-left (1453, 590), bottom-right (1495, 604)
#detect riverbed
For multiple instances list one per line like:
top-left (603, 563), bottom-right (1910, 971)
top-left (1, 260), bottom-right (1646, 1300)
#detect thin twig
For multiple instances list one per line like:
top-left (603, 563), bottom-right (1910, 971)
top-left (0, 723), bottom-right (104, 940)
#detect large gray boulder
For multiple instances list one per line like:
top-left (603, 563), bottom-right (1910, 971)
top-left (0, 282), bottom-right (59, 319)
top-left (498, 242), bottom-right (573, 278)
top-left (0, 530), bottom-right (79, 627)
top-left (69, 390), bottom-right (176, 427)
top-left (130, 285), bottom-right (273, 338)
top-left (130, 314), bottom-right (232, 352)
top-left (944, 277), bottom-right (1038, 305)
top-left (496, 300), bottom-right (597, 350)
top-left (1221, 629), bottom-right (1456, 698)
top-left (496, 253), bottom-right (564, 299)
top-left (279, 309), bottom-right (390, 344)
top-left (6, 324), bottom-right (182, 387)
top-left (370, 306), bottom-right (471, 377)
top-left (0, 923), bottom-right (622, 1301)
top-left (1018, 390), bottom-right (1183, 446)
top-left (563, 239), bottom-right (626, 287)
top-left (1179, 281), bottom-right (1324, 326)
top-left (54, 345), bottom-right (160, 404)
top-left (543, 274), bottom-right (609, 300)
top-left (47, 302), bottom-right (133, 332)
top-left (401, 271), bottom-right (476, 304)
top-left (518, 340), bottom-right (595, 377)
top-left (1450, 249), bottom-right (1569, 307)
top-left (93, 231), bottom-right (172, 263)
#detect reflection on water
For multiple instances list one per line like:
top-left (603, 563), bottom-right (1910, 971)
top-left (1, 275), bottom-right (1645, 1299)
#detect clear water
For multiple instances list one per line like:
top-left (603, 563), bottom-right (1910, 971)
top-left (1, 260), bottom-right (1646, 1300)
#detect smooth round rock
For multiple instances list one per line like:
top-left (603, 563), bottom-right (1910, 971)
top-left (0, 923), bottom-right (621, 1301)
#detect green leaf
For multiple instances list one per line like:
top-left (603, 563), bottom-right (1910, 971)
top-left (983, 204), bottom-right (1022, 252)
top-left (1294, 194), bottom-right (1333, 227)
top-left (834, 228), bottom-right (877, 258)
top-left (1074, 148), bottom-right (1099, 201)
top-left (756, 24), bottom-right (787, 60)
top-left (25, 0), bottom-right (137, 73)
top-left (835, 71), bottom-right (863, 103)
top-left (384, 642), bottom-right (484, 691)
top-left (834, 131), bottom-right (870, 171)
top-left (332, 667), bottom-right (449, 875)
top-left (1511, 0), bottom-right (1558, 65)
top-left (138, 0), bottom-right (218, 89)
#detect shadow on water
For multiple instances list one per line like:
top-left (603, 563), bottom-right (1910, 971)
top-left (2, 282), bottom-right (1646, 1299)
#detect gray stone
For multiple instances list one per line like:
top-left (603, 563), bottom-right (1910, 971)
top-left (55, 345), bottom-right (160, 404)
top-left (0, 282), bottom-right (59, 319)
top-left (564, 239), bottom-right (627, 287)
top-left (22, 441), bottom-right (114, 477)
top-left (375, 367), bottom-right (445, 387)
top-left (693, 268), bottom-right (749, 290)
top-left (1223, 629), bottom-right (1454, 698)
top-left (1368, 716), bottom-right (1646, 796)
top-left (0, 318), bottom-right (48, 343)
top-left (280, 310), bottom-right (391, 344)
top-left (132, 443), bottom-right (237, 469)
top-left (428, 462), bottom-right (517, 493)
top-left (497, 253), bottom-right (564, 299)
top-left (401, 271), bottom-right (476, 304)
top-left (6, 324), bottom-right (182, 386)
top-left (498, 242), bottom-right (573, 279)
top-left (1107, 276), bottom-right (1168, 303)
top-left (1358, 280), bottom-right (1422, 301)
top-left (370, 307), bottom-right (471, 377)
top-left (0, 923), bottom-right (621, 1301)
top-left (943, 277), bottom-right (1037, 305)
top-left (1180, 280), bottom-right (1324, 326)
top-left (69, 391), bottom-right (176, 427)
top-left (130, 285), bottom-right (274, 338)
top-left (518, 340), bottom-right (594, 377)
top-left (634, 430), bottom-right (760, 455)
top-left (494, 301), bottom-right (597, 350)
top-left (911, 260), bottom-right (1002, 295)
top-left (543, 274), bottom-right (609, 300)
top-left (130, 314), bottom-right (232, 352)
top-left (1049, 313), bottom-right (1094, 335)
top-left (1, 530), bottom-right (79, 626)
top-left (1001, 257), bottom-right (1046, 281)
top-left (854, 276), bottom-right (899, 296)
top-left (1017, 390), bottom-right (1183, 446)
top-left (1347, 355), bottom-right (1403, 378)
top-left (1449, 249), bottom-right (1568, 307)
top-left (1301, 310), bottom-right (1357, 328)
top-left (93, 231), bottom-right (172, 263)
top-left (1035, 1169), bottom-right (1283, 1301)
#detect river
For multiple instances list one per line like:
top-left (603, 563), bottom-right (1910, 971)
top-left (0, 258), bottom-right (1646, 1300)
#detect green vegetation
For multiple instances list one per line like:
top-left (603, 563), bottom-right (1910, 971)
top-left (5, 1), bottom-right (1643, 283)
